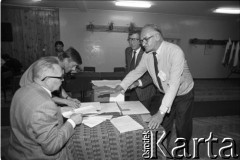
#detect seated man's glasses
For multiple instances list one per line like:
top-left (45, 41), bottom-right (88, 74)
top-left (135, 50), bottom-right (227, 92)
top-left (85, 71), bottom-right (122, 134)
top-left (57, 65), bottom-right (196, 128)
top-left (41, 76), bottom-right (64, 81)
top-left (140, 35), bottom-right (154, 44)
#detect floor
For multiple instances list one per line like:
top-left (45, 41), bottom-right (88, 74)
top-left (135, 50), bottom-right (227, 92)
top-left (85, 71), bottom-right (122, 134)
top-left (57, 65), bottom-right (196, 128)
top-left (1, 79), bottom-right (240, 159)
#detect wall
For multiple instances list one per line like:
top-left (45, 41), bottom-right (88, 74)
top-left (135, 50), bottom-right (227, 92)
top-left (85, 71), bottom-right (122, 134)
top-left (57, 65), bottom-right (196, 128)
top-left (60, 9), bottom-right (240, 78)
top-left (1, 5), bottom-right (60, 69)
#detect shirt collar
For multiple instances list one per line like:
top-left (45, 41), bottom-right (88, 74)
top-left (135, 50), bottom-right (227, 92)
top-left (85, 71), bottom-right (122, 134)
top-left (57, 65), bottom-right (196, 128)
top-left (134, 47), bottom-right (141, 54)
top-left (40, 86), bottom-right (52, 97)
top-left (155, 41), bottom-right (165, 56)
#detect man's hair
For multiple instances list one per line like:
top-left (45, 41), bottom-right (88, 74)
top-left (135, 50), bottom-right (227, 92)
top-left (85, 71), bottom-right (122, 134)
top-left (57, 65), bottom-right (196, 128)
top-left (142, 24), bottom-right (164, 37)
top-left (2, 54), bottom-right (11, 60)
top-left (58, 47), bottom-right (82, 65)
top-left (55, 41), bottom-right (64, 47)
top-left (32, 57), bottom-right (59, 81)
top-left (128, 29), bottom-right (141, 38)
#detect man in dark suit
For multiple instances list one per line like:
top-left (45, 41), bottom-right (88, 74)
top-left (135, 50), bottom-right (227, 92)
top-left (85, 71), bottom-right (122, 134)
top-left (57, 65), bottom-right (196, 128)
top-left (125, 30), bottom-right (158, 115)
top-left (8, 58), bottom-right (83, 160)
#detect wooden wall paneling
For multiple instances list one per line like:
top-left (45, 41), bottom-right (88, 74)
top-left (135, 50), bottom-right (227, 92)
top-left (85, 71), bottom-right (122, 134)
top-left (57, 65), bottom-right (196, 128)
top-left (1, 5), bottom-right (60, 69)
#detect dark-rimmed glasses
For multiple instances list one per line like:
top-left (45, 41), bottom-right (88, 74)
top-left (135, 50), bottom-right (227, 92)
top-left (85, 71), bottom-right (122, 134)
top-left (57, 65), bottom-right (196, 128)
top-left (41, 76), bottom-right (64, 81)
top-left (140, 35), bottom-right (154, 44)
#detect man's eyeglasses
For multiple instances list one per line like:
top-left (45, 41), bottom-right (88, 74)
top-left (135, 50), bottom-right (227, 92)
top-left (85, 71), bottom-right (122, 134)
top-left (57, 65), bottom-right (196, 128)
top-left (140, 35), bottom-right (154, 44)
top-left (128, 38), bottom-right (140, 42)
top-left (41, 76), bottom-right (64, 81)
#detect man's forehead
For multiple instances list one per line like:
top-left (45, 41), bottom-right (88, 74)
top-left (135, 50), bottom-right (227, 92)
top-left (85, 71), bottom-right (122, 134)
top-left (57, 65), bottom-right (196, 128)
top-left (141, 28), bottom-right (157, 38)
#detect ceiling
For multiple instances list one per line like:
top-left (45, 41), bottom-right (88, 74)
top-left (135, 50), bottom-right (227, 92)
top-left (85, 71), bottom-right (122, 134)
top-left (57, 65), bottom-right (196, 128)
top-left (2, 0), bottom-right (240, 19)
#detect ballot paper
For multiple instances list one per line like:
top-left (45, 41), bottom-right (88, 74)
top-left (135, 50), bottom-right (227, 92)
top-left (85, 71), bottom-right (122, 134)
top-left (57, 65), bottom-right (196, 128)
top-left (110, 115), bottom-right (144, 133)
top-left (92, 80), bottom-right (121, 88)
top-left (117, 101), bottom-right (150, 115)
top-left (82, 115), bottom-right (113, 128)
top-left (80, 102), bottom-right (101, 110)
top-left (99, 102), bottom-right (121, 113)
top-left (61, 105), bottom-right (100, 118)
top-left (109, 93), bottom-right (124, 102)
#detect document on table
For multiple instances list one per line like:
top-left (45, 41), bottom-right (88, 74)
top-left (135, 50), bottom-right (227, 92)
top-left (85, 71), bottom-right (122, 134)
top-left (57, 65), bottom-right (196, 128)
top-left (92, 80), bottom-right (121, 88)
top-left (82, 115), bottom-right (113, 128)
top-left (80, 102), bottom-right (101, 110)
top-left (109, 93), bottom-right (124, 102)
top-left (117, 101), bottom-right (150, 115)
top-left (110, 115), bottom-right (144, 133)
top-left (99, 102), bottom-right (121, 113)
top-left (61, 104), bottom-right (100, 118)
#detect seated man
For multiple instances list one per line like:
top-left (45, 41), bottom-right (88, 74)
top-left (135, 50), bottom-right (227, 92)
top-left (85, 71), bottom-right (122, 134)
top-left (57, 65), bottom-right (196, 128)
top-left (8, 57), bottom-right (83, 159)
top-left (1, 54), bottom-right (23, 75)
top-left (20, 47), bottom-right (82, 108)
top-left (55, 40), bottom-right (64, 56)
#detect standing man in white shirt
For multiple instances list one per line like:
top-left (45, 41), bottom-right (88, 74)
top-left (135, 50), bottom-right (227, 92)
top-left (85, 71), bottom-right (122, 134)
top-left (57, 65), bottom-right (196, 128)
top-left (125, 30), bottom-right (157, 115)
top-left (115, 24), bottom-right (194, 150)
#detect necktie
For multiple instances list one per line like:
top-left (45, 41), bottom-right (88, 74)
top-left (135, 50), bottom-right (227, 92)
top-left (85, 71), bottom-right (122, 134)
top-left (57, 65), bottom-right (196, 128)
top-left (153, 52), bottom-right (163, 91)
top-left (130, 51), bottom-right (136, 70)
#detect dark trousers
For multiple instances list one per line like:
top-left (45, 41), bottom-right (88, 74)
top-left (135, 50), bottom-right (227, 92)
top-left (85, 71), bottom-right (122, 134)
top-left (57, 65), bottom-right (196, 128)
top-left (160, 88), bottom-right (194, 148)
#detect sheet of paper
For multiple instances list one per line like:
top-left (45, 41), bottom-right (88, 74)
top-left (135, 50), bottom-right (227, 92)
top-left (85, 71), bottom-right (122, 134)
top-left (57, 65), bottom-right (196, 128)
top-left (82, 115), bottom-right (113, 128)
top-left (80, 102), bottom-right (101, 110)
top-left (117, 101), bottom-right (150, 115)
top-left (110, 115), bottom-right (144, 133)
top-left (141, 113), bottom-right (151, 122)
top-left (61, 105), bottom-right (100, 118)
top-left (99, 102), bottom-right (121, 113)
top-left (109, 93), bottom-right (124, 102)
top-left (91, 80), bottom-right (121, 88)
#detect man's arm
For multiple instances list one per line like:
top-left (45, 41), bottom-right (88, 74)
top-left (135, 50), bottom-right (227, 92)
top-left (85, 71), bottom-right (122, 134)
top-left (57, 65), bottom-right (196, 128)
top-left (31, 101), bottom-right (78, 155)
top-left (52, 87), bottom-right (81, 108)
top-left (120, 53), bottom-right (148, 91)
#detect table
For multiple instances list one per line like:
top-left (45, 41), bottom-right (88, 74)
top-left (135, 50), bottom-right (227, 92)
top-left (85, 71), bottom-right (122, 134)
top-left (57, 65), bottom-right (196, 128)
top-left (66, 114), bottom-right (166, 160)
top-left (64, 72), bottom-right (126, 101)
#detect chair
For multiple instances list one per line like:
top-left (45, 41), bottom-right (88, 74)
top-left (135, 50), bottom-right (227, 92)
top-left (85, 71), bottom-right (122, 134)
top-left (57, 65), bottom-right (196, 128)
top-left (84, 66), bottom-right (95, 72)
top-left (114, 67), bottom-right (125, 72)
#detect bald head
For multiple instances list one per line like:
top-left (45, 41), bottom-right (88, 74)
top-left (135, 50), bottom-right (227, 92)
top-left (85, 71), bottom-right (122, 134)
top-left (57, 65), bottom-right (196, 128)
top-left (32, 58), bottom-right (63, 91)
top-left (141, 24), bottom-right (164, 53)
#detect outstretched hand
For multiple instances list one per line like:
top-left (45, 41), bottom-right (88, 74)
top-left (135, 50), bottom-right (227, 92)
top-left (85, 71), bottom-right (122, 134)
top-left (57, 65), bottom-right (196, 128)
top-left (97, 85), bottom-right (124, 95)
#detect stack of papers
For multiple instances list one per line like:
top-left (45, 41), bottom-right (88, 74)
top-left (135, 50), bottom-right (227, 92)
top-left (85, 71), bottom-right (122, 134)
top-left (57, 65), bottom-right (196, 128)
top-left (99, 102), bottom-right (121, 113)
top-left (92, 80), bottom-right (121, 88)
top-left (82, 115), bottom-right (113, 128)
top-left (117, 101), bottom-right (150, 115)
top-left (110, 115), bottom-right (144, 133)
top-left (61, 104), bottom-right (100, 118)
top-left (92, 80), bottom-right (125, 102)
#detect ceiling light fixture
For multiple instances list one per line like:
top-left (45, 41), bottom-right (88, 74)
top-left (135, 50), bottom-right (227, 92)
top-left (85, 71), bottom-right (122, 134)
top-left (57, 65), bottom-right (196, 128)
top-left (213, 7), bottom-right (240, 14)
top-left (115, 1), bottom-right (151, 8)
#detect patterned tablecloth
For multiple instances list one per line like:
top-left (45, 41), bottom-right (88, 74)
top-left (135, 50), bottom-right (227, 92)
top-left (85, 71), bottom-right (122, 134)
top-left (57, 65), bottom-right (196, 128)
top-left (66, 114), bottom-right (166, 160)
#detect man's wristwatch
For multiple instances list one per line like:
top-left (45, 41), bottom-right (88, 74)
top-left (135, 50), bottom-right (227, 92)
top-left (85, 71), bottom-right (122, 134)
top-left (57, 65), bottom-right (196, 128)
top-left (160, 111), bottom-right (165, 115)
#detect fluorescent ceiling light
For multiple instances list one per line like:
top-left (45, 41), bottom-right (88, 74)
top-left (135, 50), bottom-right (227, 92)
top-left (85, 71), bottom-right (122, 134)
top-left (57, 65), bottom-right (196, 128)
top-left (213, 7), bottom-right (240, 14)
top-left (115, 1), bottom-right (151, 8)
